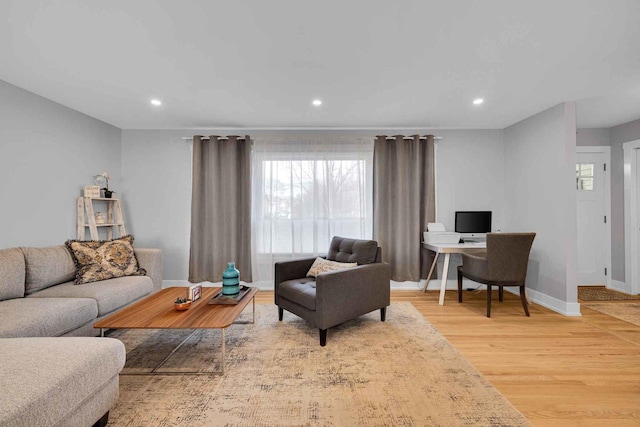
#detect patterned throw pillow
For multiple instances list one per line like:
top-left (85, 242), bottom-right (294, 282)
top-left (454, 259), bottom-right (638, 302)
top-left (306, 257), bottom-right (358, 278)
top-left (65, 235), bottom-right (146, 285)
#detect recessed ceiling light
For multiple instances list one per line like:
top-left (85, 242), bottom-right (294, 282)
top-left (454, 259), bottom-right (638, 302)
top-left (312, 99), bottom-right (322, 107)
top-left (150, 99), bottom-right (162, 106)
top-left (473, 98), bottom-right (484, 105)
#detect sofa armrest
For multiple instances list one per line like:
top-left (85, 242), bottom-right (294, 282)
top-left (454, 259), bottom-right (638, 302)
top-left (315, 262), bottom-right (391, 330)
top-left (274, 257), bottom-right (318, 304)
top-left (135, 248), bottom-right (163, 293)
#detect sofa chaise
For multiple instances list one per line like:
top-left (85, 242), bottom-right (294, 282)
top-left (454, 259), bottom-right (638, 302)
top-left (0, 243), bottom-right (163, 427)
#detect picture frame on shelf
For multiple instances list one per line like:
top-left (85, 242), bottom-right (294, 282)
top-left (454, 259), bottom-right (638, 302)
top-left (84, 185), bottom-right (101, 198)
top-left (187, 284), bottom-right (202, 302)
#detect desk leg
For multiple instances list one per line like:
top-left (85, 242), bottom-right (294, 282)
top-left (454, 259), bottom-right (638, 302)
top-left (438, 253), bottom-right (451, 305)
top-left (221, 329), bottom-right (225, 375)
top-left (422, 252), bottom-right (439, 292)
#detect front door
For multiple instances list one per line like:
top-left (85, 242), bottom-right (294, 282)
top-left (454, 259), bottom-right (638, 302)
top-left (576, 152), bottom-right (607, 285)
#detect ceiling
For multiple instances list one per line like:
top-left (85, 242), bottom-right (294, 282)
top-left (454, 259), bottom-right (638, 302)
top-left (0, 0), bottom-right (639, 130)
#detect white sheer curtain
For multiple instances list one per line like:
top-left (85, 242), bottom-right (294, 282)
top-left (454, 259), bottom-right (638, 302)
top-left (251, 137), bottom-right (373, 285)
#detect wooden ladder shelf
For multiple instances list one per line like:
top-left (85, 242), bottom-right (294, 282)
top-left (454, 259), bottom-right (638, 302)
top-left (77, 197), bottom-right (127, 240)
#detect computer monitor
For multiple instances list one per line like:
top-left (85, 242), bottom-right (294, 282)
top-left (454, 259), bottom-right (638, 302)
top-left (455, 211), bottom-right (492, 240)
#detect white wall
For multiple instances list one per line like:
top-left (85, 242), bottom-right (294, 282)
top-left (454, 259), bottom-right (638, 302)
top-left (121, 129), bottom-right (505, 283)
top-left (577, 128), bottom-right (610, 147)
top-left (503, 102), bottom-right (579, 315)
top-left (609, 117), bottom-right (640, 283)
top-left (121, 130), bottom-right (193, 281)
top-left (436, 130), bottom-right (505, 231)
top-left (0, 79), bottom-right (121, 249)
top-left (431, 129), bottom-right (505, 283)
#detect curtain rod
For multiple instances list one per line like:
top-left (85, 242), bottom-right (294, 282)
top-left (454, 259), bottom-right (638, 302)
top-left (181, 136), bottom-right (443, 140)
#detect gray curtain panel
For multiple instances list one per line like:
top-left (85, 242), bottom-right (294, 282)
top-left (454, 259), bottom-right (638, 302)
top-left (189, 135), bottom-right (252, 283)
top-left (373, 135), bottom-right (436, 281)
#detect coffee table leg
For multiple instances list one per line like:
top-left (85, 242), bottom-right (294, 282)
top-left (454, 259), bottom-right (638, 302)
top-left (221, 329), bottom-right (225, 374)
top-left (151, 329), bottom-right (199, 374)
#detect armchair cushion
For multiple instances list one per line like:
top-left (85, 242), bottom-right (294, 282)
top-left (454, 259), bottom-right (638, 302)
top-left (306, 257), bottom-right (357, 277)
top-left (327, 236), bottom-right (378, 265)
top-left (278, 278), bottom-right (316, 311)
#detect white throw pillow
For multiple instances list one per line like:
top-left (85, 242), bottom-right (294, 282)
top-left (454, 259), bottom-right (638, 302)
top-left (307, 257), bottom-right (358, 278)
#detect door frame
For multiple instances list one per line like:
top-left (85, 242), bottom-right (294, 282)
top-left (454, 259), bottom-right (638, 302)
top-left (576, 146), bottom-right (611, 289)
top-left (623, 139), bottom-right (640, 295)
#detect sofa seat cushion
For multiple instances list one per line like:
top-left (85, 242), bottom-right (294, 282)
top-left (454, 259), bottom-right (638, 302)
top-left (28, 276), bottom-right (153, 316)
top-left (0, 248), bottom-right (26, 301)
top-left (278, 278), bottom-right (316, 311)
top-left (0, 298), bottom-right (98, 338)
top-left (0, 337), bottom-right (125, 427)
top-left (21, 245), bottom-right (76, 295)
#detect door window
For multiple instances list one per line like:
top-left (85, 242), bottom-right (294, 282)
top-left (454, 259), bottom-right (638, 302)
top-left (576, 163), bottom-right (594, 191)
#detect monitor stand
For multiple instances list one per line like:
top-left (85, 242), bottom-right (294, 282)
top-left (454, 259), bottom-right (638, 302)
top-left (459, 233), bottom-right (487, 244)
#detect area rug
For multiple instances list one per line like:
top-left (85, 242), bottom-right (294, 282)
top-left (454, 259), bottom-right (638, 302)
top-left (106, 302), bottom-right (529, 426)
top-left (582, 302), bottom-right (640, 328)
top-left (578, 286), bottom-right (640, 301)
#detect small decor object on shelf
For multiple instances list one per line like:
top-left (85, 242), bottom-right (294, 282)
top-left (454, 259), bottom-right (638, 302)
top-left (222, 262), bottom-right (240, 296)
top-left (174, 297), bottom-right (191, 311)
top-left (94, 212), bottom-right (105, 224)
top-left (187, 284), bottom-right (202, 302)
top-left (94, 172), bottom-right (116, 198)
top-left (84, 185), bottom-right (101, 198)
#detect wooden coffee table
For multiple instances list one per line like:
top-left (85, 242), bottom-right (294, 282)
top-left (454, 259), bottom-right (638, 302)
top-left (94, 286), bottom-right (258, 375)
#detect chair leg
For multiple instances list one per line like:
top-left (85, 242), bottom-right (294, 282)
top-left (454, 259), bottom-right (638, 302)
top-left (499, 287), bottom-right (504, 302)
top-left (486, 285), bottom-right (492, 317)
top-left (519, 285), bottom-right (530, 316)
top-left (380, 307), bottom-right (386, 322)
top-left (92, 412), bottom-right (109, 427)
top-left (457, 269), bottom-right (463, 303)
top-left (278, 307), bottom-right (283, 321)
top-left (319, 329), bottom-right (327, 346)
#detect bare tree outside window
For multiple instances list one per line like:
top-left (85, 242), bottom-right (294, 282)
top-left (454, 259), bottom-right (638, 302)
top-left (250, 138), bottom-right (373, 283)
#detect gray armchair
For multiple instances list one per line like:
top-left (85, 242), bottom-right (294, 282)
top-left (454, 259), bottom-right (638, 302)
top-left (457, 232), bottom-right (536, 317)
top-left (275, 236), bottom-right (391, 346)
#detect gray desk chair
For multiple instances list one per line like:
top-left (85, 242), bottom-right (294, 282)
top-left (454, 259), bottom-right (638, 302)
top-left (457, 233), bottom-right (536, 317)
top-left (275, 236), bottom-right (391, 346)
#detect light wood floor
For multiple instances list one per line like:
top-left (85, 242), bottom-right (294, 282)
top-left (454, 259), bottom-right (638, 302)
top-left (256, 289), bottom-right (640, 426)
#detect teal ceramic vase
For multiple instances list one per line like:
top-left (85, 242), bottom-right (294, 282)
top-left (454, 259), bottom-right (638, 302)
top-left (222, 262), bottom-right (240, 296)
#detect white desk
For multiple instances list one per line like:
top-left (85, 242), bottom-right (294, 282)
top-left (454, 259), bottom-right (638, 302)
top-left (422, 242), bottom-right (487, 305)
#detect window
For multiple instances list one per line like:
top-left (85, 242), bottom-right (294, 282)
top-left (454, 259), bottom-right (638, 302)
top-left (576, 163), bottom-right (594, 191)
top-left (251, 138), bottom-right (373, 282)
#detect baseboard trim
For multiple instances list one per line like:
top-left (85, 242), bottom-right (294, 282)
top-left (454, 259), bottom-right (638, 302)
top-left (415, 279), bottom-right (472, 291)
top-left (505, 287), bottom-right (581, 316)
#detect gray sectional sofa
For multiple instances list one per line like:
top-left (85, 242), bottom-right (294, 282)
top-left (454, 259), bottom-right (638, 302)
top-left (0, 244), bottom-right (163, 427)
top-left (0, 245), bottom-right (162, 338)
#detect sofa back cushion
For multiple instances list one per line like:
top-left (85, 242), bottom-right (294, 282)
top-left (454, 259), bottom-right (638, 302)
top-left (0, 248), bottom-right (26, 300)
top-left (22, 246), bottom-right (76, 295)
top-left (327, 236), bottom-right (379, 265)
